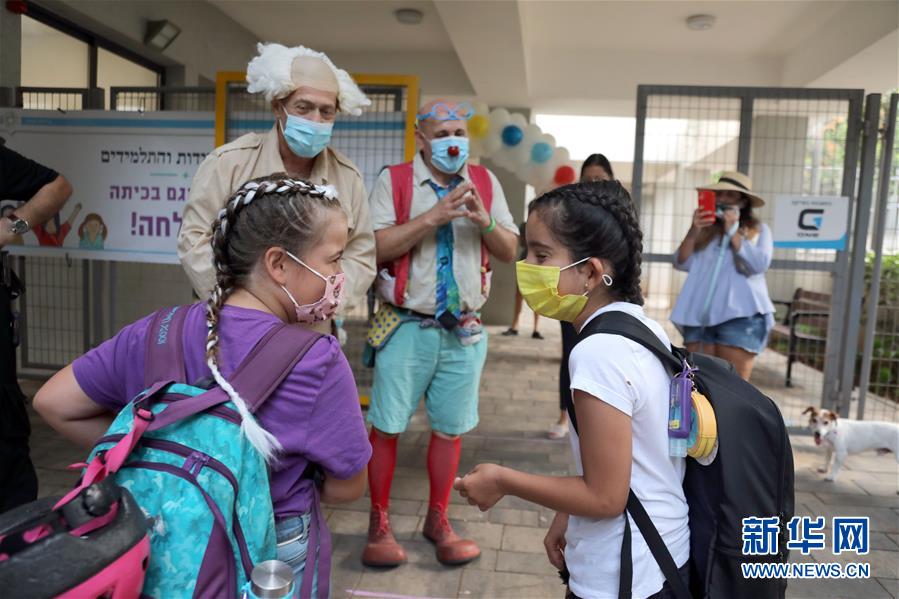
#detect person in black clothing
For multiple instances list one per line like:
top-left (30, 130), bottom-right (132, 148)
top-left (0, 142), bottom-right (73, 512)
top-left (550, 153), bottom-right (614, 440)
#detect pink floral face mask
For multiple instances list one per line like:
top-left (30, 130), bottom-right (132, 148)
top-left (281, 250), bottom-right (345, 324)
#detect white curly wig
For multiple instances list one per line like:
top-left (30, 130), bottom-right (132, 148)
top-left (246, 43), bottom-right (371, 116)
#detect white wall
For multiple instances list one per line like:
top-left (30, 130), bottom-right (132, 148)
top-left (780, 2), bottom-right (898, 89)
top-left (529, 48), bottom-right (782, 116)
top-left (327, 49), bottom-right (474, 99)
top-left (807, 30), bottom-right (899, 94)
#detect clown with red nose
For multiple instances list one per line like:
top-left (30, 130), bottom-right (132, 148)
top-left (363, 100), bottom-right (520, 568)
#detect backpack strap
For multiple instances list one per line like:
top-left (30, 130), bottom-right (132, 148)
top-left (143, 306), bottom-right (189, 387)
top-left (147, 324), bottom-right (322, 431)
top-left (567, 311), bottom-right (681, 434)
top-left (570, 311), bottom-right (691, 599)
top-left (579, 311), bottom-right (682, 374)
top-left (385, 162), bottom-right (415, 306)
top-left (467, 164), bottom-right (494, 298)
top-left (619, 492), bottom-right (691, 599)
top-left (228, 323), bottom-right (322, 413)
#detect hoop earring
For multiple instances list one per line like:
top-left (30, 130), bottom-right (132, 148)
top-left (602, 274), bottom-right (613, 287)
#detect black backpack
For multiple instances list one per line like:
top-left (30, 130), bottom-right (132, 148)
top-left (569, 311), bottom-right (794, 599)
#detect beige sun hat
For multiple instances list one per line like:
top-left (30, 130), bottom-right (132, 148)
top-left (697, 171), bottom-right (765, 208)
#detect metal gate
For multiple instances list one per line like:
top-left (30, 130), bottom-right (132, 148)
top-left (631, 85), bottom-right (873, 427)
top-left (856, 93), bottom-right (899, 423)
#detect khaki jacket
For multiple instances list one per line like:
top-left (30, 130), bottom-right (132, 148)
top-left (178, 126), bottom-right (377, 326)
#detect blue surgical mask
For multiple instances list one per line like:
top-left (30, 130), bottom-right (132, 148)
top-left (280, 108), bottom-right (333, 158)
top-left (429, 136), bottom-right (469, 174)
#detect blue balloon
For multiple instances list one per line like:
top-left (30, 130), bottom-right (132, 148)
top-left (531, 142), bottom-right (553, 164)
top-left (501, 125), bottom-right (523, 146)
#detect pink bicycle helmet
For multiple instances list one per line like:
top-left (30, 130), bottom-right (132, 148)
top-left (0, 478), bottom-right (149, 598)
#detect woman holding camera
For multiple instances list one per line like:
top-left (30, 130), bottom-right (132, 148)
top-left (671, 171), bottom-right (775, 380)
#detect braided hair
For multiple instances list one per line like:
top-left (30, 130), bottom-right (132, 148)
top-left (207, 175), bottom-right (342, 461)
top-left (530, 180), bottom-right (644, 305)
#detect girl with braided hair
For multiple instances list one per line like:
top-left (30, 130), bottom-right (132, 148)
top-left (34, 175), bottom-right (372, 595)
top-left (550, 153), bottom-right (617, 440)
top-left (455, 181), bottom-right (690, 599)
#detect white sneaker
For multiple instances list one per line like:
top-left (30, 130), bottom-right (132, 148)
top-left (547, 422), bottom-right (569, 440)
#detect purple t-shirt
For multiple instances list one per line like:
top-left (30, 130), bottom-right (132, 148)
top-left (72, 303), bottom-right (371, 518)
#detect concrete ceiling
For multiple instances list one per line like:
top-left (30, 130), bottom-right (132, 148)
top-left (206, 0), bottom-right (898, 114)
top-left (210, 0), bottom-right (454, 52)
top-left (520, 1), bottom-right (845, 56)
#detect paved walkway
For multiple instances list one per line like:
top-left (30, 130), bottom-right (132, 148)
top-left (22, 318), bottom-right (899, 598)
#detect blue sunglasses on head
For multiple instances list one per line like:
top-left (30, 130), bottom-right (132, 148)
top-left (416, 102), bottom-right (474, 123)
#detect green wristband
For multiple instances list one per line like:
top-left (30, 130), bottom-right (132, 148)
top-left (481, 216), bottom-right (497, 234)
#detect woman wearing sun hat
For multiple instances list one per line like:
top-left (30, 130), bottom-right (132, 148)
top-left (671, 170), bottom-right (775, 380)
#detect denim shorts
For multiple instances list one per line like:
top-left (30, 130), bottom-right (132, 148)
top-left (275, 512), bottom-right (321, 598)
top-left (679, 314), bottom-right (769, 354)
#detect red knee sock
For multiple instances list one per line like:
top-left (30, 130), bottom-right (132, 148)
top-left (427, 433), bottom-right (461, 513)
top-left (367, 429), bottom-right (398, 512)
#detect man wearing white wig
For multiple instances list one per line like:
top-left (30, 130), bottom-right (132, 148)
top-left (179, 43), bottom-right (376, 330)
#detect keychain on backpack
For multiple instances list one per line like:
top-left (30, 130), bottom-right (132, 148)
top-left (668, 360), bottom-right (696, 457)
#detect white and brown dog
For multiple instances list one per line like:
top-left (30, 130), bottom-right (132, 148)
top-left (803, 407), bottom-right (899, 491)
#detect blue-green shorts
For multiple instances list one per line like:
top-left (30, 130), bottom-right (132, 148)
top-left (368, 322), bottom-right (488, 435)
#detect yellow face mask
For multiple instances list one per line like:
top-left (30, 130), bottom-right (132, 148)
top-left (516, 258), bottom-right (590, 322)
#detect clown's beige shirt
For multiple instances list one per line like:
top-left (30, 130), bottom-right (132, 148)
top-left (178, 126), bottom-right (376, 317)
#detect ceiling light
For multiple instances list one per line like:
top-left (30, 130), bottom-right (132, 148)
top-left (144, 20), bottom-right (181, 51)
top-left (686, 14), bottom-right (716, 31)
top-left (395, 8), bottom-right (424, 25)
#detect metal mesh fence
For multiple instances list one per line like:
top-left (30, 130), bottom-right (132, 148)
top-left (16, 87), bottom-right (87, 111)
top-left (110, 87), bottom-right (215, 112)
top-left (10, 88), bottom-right (92, 371)
top-left (10, 87), bottom-right (202, 371)
top-left (635, 88), bottom-right (860, 426)
top-left (16, 256), bottom-right (86, 369)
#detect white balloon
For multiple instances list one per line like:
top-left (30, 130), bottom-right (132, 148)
top-left (491, 112), bottom-right (527, 169)
top-left (510, 124), bottom-right (543, 167)
top-left (534, 147), bottom-right (570, 186)
top-left (462, 105), bottom-right (574, 188)
top-left (516, 160), bottom-right (533, 182)
top-left (483, 135), bottom-right (503, 156)
top-left (482, 108), bottom-right (510, 159)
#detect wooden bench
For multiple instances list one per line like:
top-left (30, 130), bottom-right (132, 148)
top-left (770, 288), bottom-right (831, 387)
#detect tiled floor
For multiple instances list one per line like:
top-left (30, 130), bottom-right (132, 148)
top-left (21, 319), bottom-right (899, 598)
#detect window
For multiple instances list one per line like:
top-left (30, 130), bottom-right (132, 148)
top-left (21, 16), bottom-right (88, 88)
top-left (19, 8), bottom-right (163, 110)
top-left (97, 48), bottom-right (160, 110)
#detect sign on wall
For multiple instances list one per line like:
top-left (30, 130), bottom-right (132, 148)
top-left (0, 110), bottom-right (213, 264)
top-left (772, 195), bottom-right (849, 250)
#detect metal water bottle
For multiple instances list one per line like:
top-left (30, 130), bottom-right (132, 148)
top-left (241, 560), bottom-right (295, 599)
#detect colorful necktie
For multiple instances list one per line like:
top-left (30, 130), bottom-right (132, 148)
top-left (428, 178), bottom-right (462, 326)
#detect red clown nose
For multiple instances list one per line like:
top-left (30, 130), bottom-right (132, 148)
top-left (448, 146), bottom-right (460, 157)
